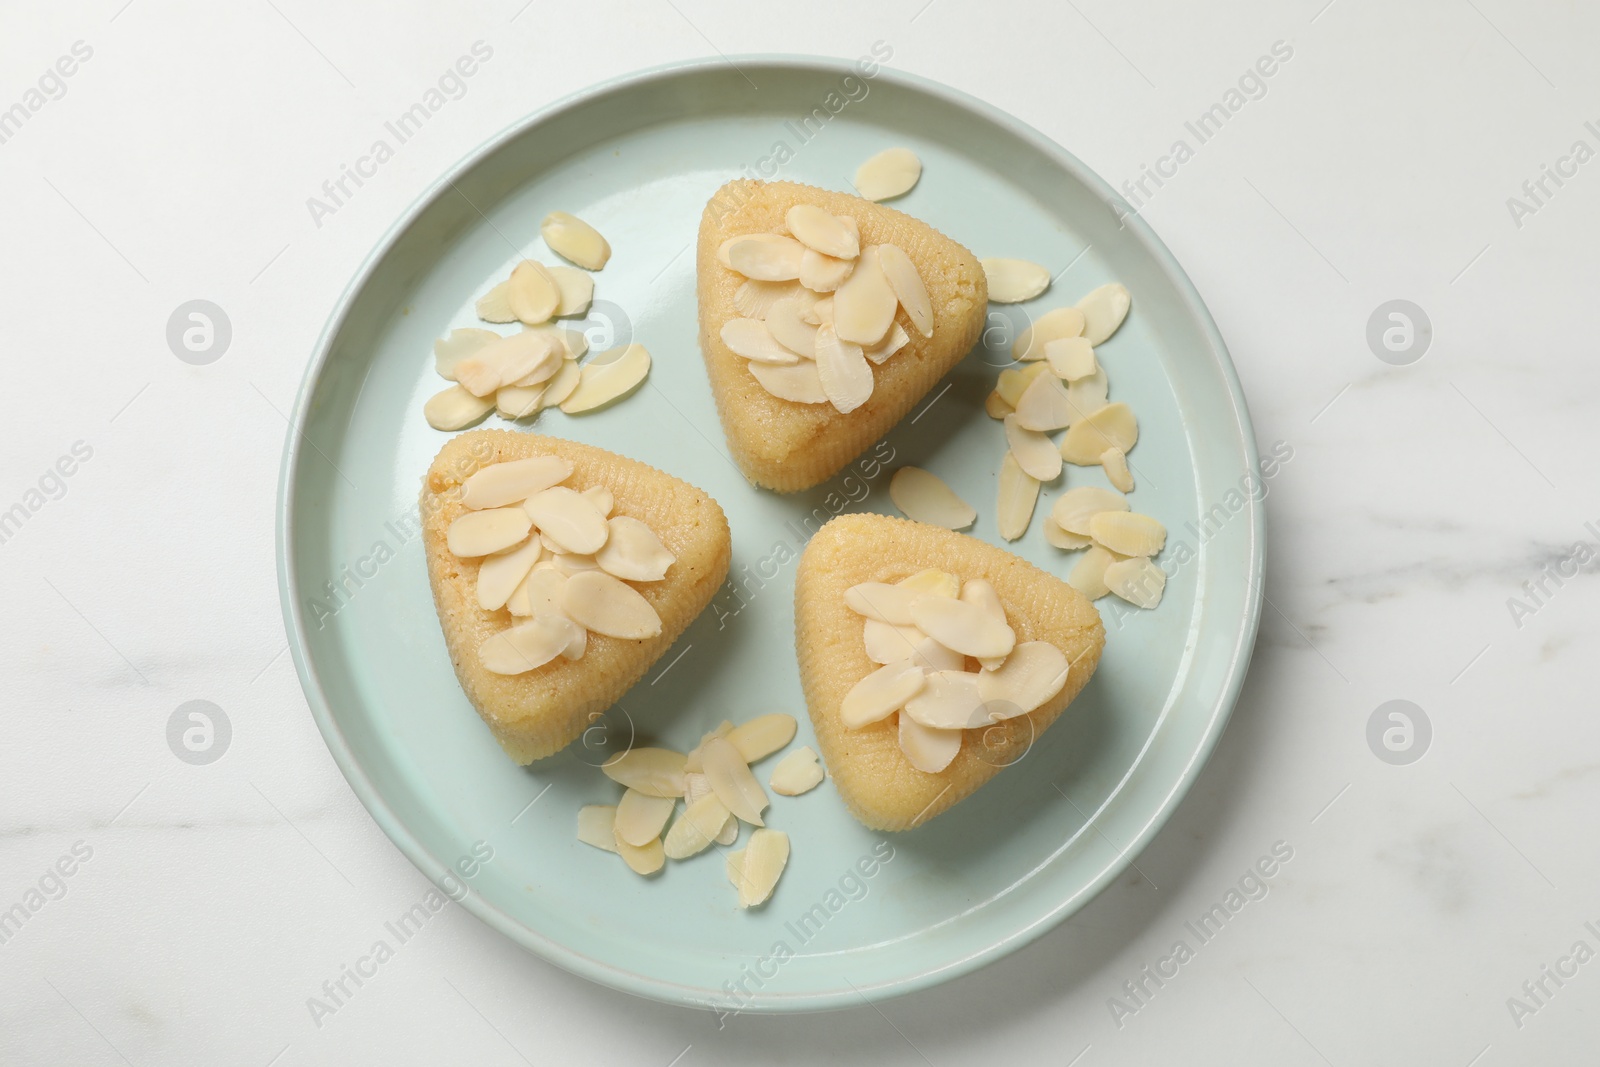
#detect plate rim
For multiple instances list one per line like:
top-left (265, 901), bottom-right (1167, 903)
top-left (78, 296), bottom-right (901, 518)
top-left (275, 53), bottom-right (1265, 1012)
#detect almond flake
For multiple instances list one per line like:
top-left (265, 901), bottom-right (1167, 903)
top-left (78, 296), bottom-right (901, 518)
top-left (727, 713), bottom-right (798, 764)
top-left (736, 829), bottom-right (789, 908)
top-left (1060, 402), bottom-right (1137, 464)
top-left (909, 636), bottom-right (965, 673)
top-left (552, 552), bottom-right (600, 576)
top-left (508, 260), bottom-right (562, 324)
top-left (1044, 336), bottom-right (1097, 380)
top-left (424, 384), bottom-right (494, 430)
top-left (799, 248), bottom-right (855, 292)
top-left (985, 390), bottom-right (1015, 420)
top-left (523, 485), bottom-right (609, 554)
top-left (582, 486), bottom-right (614, 517)
top-left (1012, 307), bottom-right (1086, 361)
top-left (727, 234), bottom-right (806, 281)
top-left (909, 595), bottom-right (1016, 659)
top-left (897, 569), bottom-right (960, 597)
top-left (1004, 413), bottom-right (1063, 481)
top-left (455, 331), bottom-right (560, 397)
top-left (561, 622), bottom-right (587, 661)
top-left (595, 516), bottom-right (675, 582)
top-left (841, 660), bottom-right (925, 729)
top-left (1104, 556), bottom-right (1165, 608)
top-left (514, 563), bottom-right (567, 618)
top-left (684, 722), bottom-right (735, 773)
top-left (538, 359), bottom-right (583, 409)
top-left (977, 641), bottom-right (1069, 719)
top-left (600, 747), bottom-right (686, 797)
top-left (615, 788), bottom-right (675, 846)
top-left (734, 278), bottom-right (803, 318)
top-left (889, 466), bottom-right (976, 529)
top-left (769, 746), bottom-right (824, 796)
top-left (1090, 511), bottom-right (1167, 557)
top-left (1044, 515), bottom-right (1092, 551)
top-left (541, 211), bottom-right (611, 270)
top-left (786, 204), bottom-right (859, 259)
top-left (1013, 371), bottom-right (1074, 431)
top-left (461, 456), bottom-right (573, 509)
top-left (700, 736), bottom-right (769, 826)
top-left (854, 147), bottom-right (922, 202)
top-left (434, 328), bottom-right (500, 380)
top-left (476, 536), bottom-right (544, 611)
top-left (684, 770), bottom-right (713, 805)
top-left (876, 243), bottom-right (934, 337)
top-left (496, 384), bottom-right (545, 419)
top-left (1101, 447), bottom-right (1135, 491)
top-left (523, 322), bottom-right (590, 360)
top-left (475, 281), bottom-right (517, 323)
top-left (577, 805), bottom-right (619, 852)
top-left (561, 570), bottom-right (662, 639)
top-left (663, 792), bottom-right (732, 859)
top-left (721, 318), bottom-right (801, 364)
top-left (614, 831), bottom-right (664, 875)
top-left (807, 296), bottom-right (834, 325)
top-left (814, 322), bottom-right (874, 413)
top-left (1077, 283), bottom-right (1131, 346)
top-left (995, 362), bottom-right (1048, 406)
top-left (1051, 486), bottom-right (1130, 536)
top-left (1068, 545), bottom-right (1118, 599)
top-left (764, 296), bottom-right (820, 358)
top-left (862, 619), bottom-right (925, 664)
top-left (898, 712), bottom-right (962, 773)
top-left (479, 615), bottom-right (578, 674)
top-left (961, 578), bottom-right (1010, 671)
top-left (832, 247), bottom-right (897, 346)
top-left (549, 265), bottom-right (594, 317)
top-left (1064, 368), bottom-right (1109, 425)
top-left (726, 848), bottom-right (747, 890)
top-left (996, 451), bottom-right (1041, 542)
top-left (560, 344), bottom-right (650, 413)
top-left (749, 360), bottom-right (828, 404)
top-left (864, 322), bottom-right (910, 365)
top-left (844, 582), bottom-right (920, 625)
top-left (981, 258), bottom-right (1050, 304)
top-left (447, 507), bottom-right (532, 557)
top-left (903, 669), bottom-right (989, 729)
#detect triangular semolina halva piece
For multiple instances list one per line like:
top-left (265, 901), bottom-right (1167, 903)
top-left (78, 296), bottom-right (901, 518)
top-left (697, 179), bottom-right (987, 492)
top-left (421, 430), bottom-right (731, 763)
top-left (795, 513), bottom-right (1104, 830)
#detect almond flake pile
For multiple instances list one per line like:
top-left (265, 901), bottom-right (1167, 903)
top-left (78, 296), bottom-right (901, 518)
top-left (839, 569), bottom-right (1071, 774)
top-left (575, 713), bottom-right (824, 908)
top-left (444, 456), bottom-right (676, 672)
top-left (717, 204), bottom-right (932, 413)
top-left (424, 211), bottom-right (652, 430)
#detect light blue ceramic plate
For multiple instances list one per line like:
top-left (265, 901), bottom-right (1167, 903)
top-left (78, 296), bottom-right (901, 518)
top-left (277, 56), bottom-right (1263, 1012)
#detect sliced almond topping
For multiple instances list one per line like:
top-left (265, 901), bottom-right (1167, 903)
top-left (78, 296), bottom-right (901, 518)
top-left (538, 358), bottom-right (582, 409)
top-left (1077, 283), bottom-right (1132, 346)
top-left (479, 615), bottom-right (578, 674)
top-left (561, 571), bottom-right (662, 639)
top-left (700, 736), bottom-right (768, 827)
top-left (721, 318), bottom-right (802, 365)
top-left (786, 204), bottom-right (859, 259)
top-left (909, 595), bottom-right (1016, 659)
top-left (600, 747), bottom-right (686, 798)
top-left (727, 713), bottom-right (798, 764)
top-left (1068, 545), bottom-right (1118, 599)
top-left (1044, 336), bottom-right (1097, 381)
top-left (424, 384), bottom-right (494, 430)
top-left (903, 669), bottom-right (989, 730)
top-left (577, 805), bottom-right (619, 852)
top-left (434, 328), bottom-right (500, 380)
top-left (1051, 485), bottom-right (1130, 536)
top-left (614, 831), bottom-right (665, 876)
top-left (1012, 306), bottom-right (1086, 361)
top-left (1061, 402), bottom-right (1138, 464)
top-left (832, 246), bottom-right (897, 346)
top-left (889, 466), bottom-right (977, 529)
top-left (508, 260), bottom-right (562, 325)
top-left (461, 456), bottom-right (573, 509)
top-left (476, 536), bottom-right (544, 611)
top-left (807, 296), bottom-right (834, 325)
top-left (523, 485), bottom-right (609, 554)
top-left (1065, 368), bottom-right (1109, 425)
top-left (764, 296), bottom-right (820, 358)
top-left (864, 321), bottom-right (911, 365)
top-left (561, 621), bottom-right (587, 661)
top-left (727, 234), bottom-right (806, 281)
top-left (960, 578), bottom-right (1009, 671)
top-left (615, 788), bottom-right (675, 847)
top-left (496, 384), bottom-right (545, 419)
top-left (560, 344), bottom-right (651, 413)
top-left (1044, 514), bottom-right (1092, 551)
top-left (595, 516), bottom-right (675, 582)
top-left (737, 829), bottom-right (789, 908)
top-left (475, 281), bottom-right (517, 323)
top-left (981, 258), bottom-right (1050, 304)
top-left (813, 322), bottom-right (874, 413)
top-left (548, 265), bottom-right (594, 317)
top-left (1101, 447), bottom-right (1135, 491)
top-left (898, 712), bottom-right (962, 773)
top-left (582, 486), bottom-right (614, 517)
top-left (977, 641), bottom-right (1069, 719)
top-left (798, 247), bottom-right (855, 292)
top-left (749, 359), bottom-right (828, 404)
top-left (541, 211), bottom-right (611, 270)
top-left (1105, 556), bottom-right (1166, 609)
top-left (843, 582), bottom-right (920, 625)
top-left (840, 661), bottom-right (925, 729)
top-left (1090, 511), bottom-right (1167, 557)
top-left (897, 569), bottom-right (960, 597)
top-left (517, 563), bottom-right (568, 618)
top-left (996, 451), bottom-right (1041, 543)
top-left (854, 147), bottom-right (922, 202)
top-left (552, 552), bottom-right (600, 576)
top-left (447, 507), bottom-right (532, 557)
top-left (995, 361), bottom-right (1048, 406)
top-left (662, 792), bottom-right (733, 860)
top-left (734, 278), bottom-right (803, 318)
top-left (1004, 413), bottom-right (1063, 481)
top-left (875, 243), bottom-right (934, 337)
top-left (455, 331), bottom-right (560, 397)
top-left (985, 389), bottom-right (1014, 420)
top-left (909, 635), bottom-right (965, 673)
top-left (769, 746), bottom-right (824, 796)
top-left (1013, 371), bottom-right (1074, 431)
top-left (862, 619), bottom-right (926, 664)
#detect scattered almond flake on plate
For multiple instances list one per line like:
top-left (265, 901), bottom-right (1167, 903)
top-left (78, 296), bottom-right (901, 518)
top-left (1104, 556), bottom-right (1166, 608)
top-left (700, 736), bottom-right (769, 826)
top-left (508, 260), bottom-right (562, 325)
top-left (725, 847), bottom-right (747, 891)
top-left (898, 712), bottom-right (961, 773)
top-left (1013, 371), bottom-right (1074, 432)
top-left (479, 615), bottom-right (578, 675)
top-left (447, 507), bottom-right (532, 557)
top-left (662, 792), bottom-right (733, 860)
top-left (749, 359), bottom-right (828, 404)
top-left (495, 384), bottom-right (545, 419)
top-left (889, 467), bottom-right (977, 529)
top-left (1051, 485), bottom-right (1129, 536)
top-left (577, 805), bottom-right (619, 852)
top-left (996, 451), bottom-right (1041, 542)
top-left (1064, 367), bottom-right (1109, 424)
top-left (600, 747), bottom-right (687, 798)
top-left (831, 246), bottom-right (897, 346)
top-left (813, 323), bottom-right (874, 413)
top-left (614, 830), bottom-right (665, 876)
top-left (770, 746), bottom-right (825, 796)
top-left (733, 278), bottom-right (803, 318)
top-left (1043, 514), bottom-right (1092, 551)
top-left (423, 384), bottom-right (494, 430)
top-left (1068, 544), bottom-right (1118, 600)
top-left (541, 211), bottom-right (611, 270)
top-left (1101, 447), bottom-right (1135, 491)
top-left (615, 788), bottom-right (675, 847)
top-left (854, 147), bottom-right (922, 202)
top-left (1044, 336), bottom-right (1097, 381)
top-left (538, 359), bottom-right (583, 410)
top-left (841, 660), bottom-right (926, 729)
top-left (727, 234), bottom-right (806, 281)
top-left (980, 258), bottom-right (1050, 304)
top-left (1077, 282), bottom-right (1131, 346)
top-left (1003, 413), bottom-right (1063, 481)
top-left (875, 243), bottom-right (934, 337)
top-left (985, 390), bottom-right (1014, 420)
top-left (1090, 511), bottom-right (1167, 558)
top-left (995, 361), bottom-right (1048, 407)
top-left (561, 571), bottom-right (662, 639)
top-left (560, 343), bottom-right (651, 413)
top-left (1012, 306), bottom-right (1086, 361)
top-left (727, 713), bottom-right (798, 764)
top-left (434, 328), bottom-right (500, 380)
top-left (785, 204), bottom-right (859, 259)
top-left (455, 331), bottom-right (561, 397)
top-left (1060, 401), bottom-right (1138, 464)
top-left (548, 265), bottom-right (594, 317)
top-left (736, 829), bottom-right (789, 908)
top-left (475, 281), bottom-right (517, 323)
top-left (721, 318), bottom-right (802, 365)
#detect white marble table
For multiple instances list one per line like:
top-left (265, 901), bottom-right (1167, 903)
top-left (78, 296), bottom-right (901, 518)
top-left (3, 1), bottom-right (1594, 1063)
